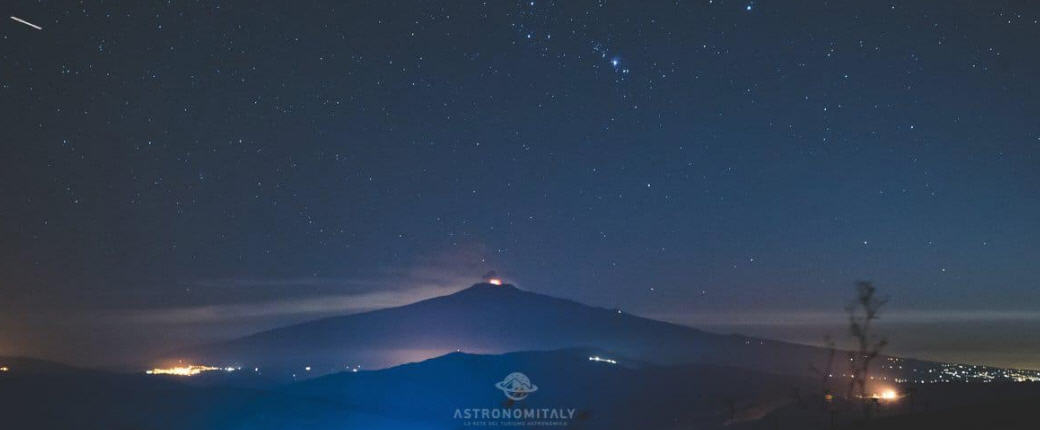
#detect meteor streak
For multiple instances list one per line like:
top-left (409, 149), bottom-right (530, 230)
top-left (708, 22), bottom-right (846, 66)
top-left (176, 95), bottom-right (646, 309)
top-left (10, 16), bottom-right (42, 30)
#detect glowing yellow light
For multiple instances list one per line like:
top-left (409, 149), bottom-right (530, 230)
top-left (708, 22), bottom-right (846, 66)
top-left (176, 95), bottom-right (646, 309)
top-left (869, 389), bottom-right (899, 401)
top-left (488, 278), bottom-right (503, 285)
top-left (0, 366), bottom-right (8, 372)
top-left (145, 365), bottom-right (220, 376)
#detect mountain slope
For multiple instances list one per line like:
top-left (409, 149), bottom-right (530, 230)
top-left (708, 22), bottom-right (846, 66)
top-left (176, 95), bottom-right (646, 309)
top-left (178, 282), bottom-right (839, 379)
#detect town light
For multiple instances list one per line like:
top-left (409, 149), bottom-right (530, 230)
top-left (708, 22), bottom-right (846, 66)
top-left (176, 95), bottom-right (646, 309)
top-left (145, 365), bottom-right (220, 376)
top-left (868, 389), bottom-right (899, 401)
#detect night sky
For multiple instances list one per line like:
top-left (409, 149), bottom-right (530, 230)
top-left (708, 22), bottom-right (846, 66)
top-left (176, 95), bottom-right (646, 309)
top-left (2, 1), bottom-right (1038, 368)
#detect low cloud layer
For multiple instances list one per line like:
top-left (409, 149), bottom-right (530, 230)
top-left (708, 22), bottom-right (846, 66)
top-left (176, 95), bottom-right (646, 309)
top-left (120, 284), bottom-right (460, 324)
top-left (655, 309), bottom-right (1040, 327)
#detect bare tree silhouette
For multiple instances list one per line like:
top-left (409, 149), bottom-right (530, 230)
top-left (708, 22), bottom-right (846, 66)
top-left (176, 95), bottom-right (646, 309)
top-left (809, 335), bottom-right (837, 403)
top-left (845, 281), bottom-right (888, 422)
top-left (809, 335), bottom-right (838, 428)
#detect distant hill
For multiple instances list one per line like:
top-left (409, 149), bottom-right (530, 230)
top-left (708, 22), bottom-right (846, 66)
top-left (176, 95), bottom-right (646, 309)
top-left (0, 356), bottom-right (84, 375)
top-left (177, 282), bottom-right (844, 380)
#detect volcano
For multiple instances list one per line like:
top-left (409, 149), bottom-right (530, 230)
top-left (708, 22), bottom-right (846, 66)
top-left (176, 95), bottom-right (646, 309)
top-left (177, 282), bottom-right (844, 379)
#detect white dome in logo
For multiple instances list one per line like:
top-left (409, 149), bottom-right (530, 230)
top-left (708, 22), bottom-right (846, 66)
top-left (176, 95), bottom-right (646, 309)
top-left (494, 372), bottom-right (538, 401)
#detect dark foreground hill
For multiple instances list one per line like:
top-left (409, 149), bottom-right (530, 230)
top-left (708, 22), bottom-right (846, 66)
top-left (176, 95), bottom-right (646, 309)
top-left (287, 348), bottom-right (819, 429)
top-left (177, 282), bottom-right (844, 380)
top-left (0, 360), bottom-right (432, 430)
top-left (2, 349), bottom-right (817, 429)
top-left (837, 382), bottom-right (1040, 430)
top-left (286, 348), bottom-right (1040, 430)
top-left (4, 350), bottom-right (1040, 430)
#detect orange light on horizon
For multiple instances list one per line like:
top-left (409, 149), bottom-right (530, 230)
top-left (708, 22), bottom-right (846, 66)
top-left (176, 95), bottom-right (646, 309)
top-left (488, 278), bottom-right (503, 285)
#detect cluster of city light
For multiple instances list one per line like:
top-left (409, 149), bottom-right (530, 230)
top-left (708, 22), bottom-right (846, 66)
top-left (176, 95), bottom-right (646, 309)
top-left (1009, 372), bottom-right (1040, 383)
top-left (146, 365), bottom-right (222, 376)
top-left (0, 366), bottom-right (8, 372)
top-left (877, 358), bottom-right (1040, 385)
top-left (905, 363), bottom-right (1040, 384)
top-left (588, 355), bottom-right (617, 365)
top-left (822, 356), bottom-right (1040, 386)
top-left (146, 362), bottom-right (374, 378)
